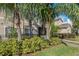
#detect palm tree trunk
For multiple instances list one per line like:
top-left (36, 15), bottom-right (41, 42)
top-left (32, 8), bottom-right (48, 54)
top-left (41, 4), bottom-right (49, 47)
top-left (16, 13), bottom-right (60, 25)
top-left (29, 19), bottom-right (32, 37)
top-left (46, 14), bottom-right (51, 40)
top-left (14, 4), bottom-right (22, 41)
top-left (17, 25), bottom-right (21, 41)
top-left (23, 18), bottom-right (24, 35)
top-left (46, 22), bottom-right (51, 40)
top-left (29, 4), bottom-right (33, 38)
top-left (16, 12), bottom-right (21, 41)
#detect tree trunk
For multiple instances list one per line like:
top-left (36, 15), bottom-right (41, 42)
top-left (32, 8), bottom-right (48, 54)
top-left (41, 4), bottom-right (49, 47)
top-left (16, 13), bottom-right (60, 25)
top-left (29, 20), bottom-right (32, 37)
top-left (14, 8), bottom-right (21, 41)
top-left (46, 22), bottom-right (51, 40)
top-left (46, 23), bottom-right (49, 39)
top-left (16, 14), bottom-right (21, 41)
top-left (17, 25), bottom-right (21, 41)
top-left (23, 18), bottom-right (24, 35)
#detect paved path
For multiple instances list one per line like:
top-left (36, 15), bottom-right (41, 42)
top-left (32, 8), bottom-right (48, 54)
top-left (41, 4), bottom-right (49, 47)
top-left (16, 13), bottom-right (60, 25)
top-left (61, 39), bottom-right (79, 48)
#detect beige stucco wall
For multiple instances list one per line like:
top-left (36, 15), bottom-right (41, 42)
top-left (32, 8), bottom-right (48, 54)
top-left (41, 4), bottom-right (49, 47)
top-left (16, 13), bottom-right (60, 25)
top-left (54, 19), bottom-right (72, 34)
top-left (58, 27), bottom-right (72, 34)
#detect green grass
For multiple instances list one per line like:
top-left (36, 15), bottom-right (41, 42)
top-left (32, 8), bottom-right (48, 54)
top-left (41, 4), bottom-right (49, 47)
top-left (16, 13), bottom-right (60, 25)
top-left (33, 44), bottom-right (79, 56)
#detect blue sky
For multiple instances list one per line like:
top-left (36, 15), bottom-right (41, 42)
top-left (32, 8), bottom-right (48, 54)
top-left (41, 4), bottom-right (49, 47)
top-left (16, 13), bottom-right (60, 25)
top-left (57, 13), bottom-right (72, 25)
top-left (58, 14), bottom-right (69, 22)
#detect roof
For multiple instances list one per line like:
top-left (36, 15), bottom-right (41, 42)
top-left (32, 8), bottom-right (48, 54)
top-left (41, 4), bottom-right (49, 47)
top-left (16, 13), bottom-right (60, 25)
top-left (55, 14), bottom-right (72, 26)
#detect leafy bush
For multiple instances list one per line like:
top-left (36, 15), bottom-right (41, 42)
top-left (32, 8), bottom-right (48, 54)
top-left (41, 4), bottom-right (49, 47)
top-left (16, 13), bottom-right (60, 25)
top-left (10, 39), bottom-right (17, 55)
top-left (30, 36), bottom-right (43, 52)
top-left (7, 27), bottom-right (17, 38)
top-left (51, 23), bottom-right (59, 32)
top-left (0, 39), bottom-right (17, 56)
top-left (10, 28), bottom-right (17, 38)
top-left (40, 39), bottom-right (49, 49)
top-left (22, 39), bottom-right (31, 54)
top-left (0, 41), bottom-right (6, 56)
top-left (17, 40), bottom-right (23, 55)
top-left (22, 36), bottom-right (50, 54)
top-left (50, 37), bottom-right (61, 46)
top-left (22, 36), bottom-right (43, 54)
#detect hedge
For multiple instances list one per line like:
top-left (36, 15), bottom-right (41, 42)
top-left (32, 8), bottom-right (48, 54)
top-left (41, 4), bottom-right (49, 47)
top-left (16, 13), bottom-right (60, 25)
top-left (0, 36), bottom-right (61, 56)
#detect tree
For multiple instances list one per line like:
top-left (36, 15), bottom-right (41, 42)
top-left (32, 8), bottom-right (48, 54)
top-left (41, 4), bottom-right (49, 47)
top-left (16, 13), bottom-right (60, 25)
top-left (18, 4), bottom-right (47, 37)
top-left (0, 3), bottom-right (22, 41)
top-left (18, 4), bottom-right (34, 37)
top-left (52, 3), bottom-right (79, 29)
top-left (41, 4), bottom-right (53, 40)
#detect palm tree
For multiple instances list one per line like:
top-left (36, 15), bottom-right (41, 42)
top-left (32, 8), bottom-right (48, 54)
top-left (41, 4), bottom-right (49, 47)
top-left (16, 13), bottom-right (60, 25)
top-left (18, 4), bottom-right (33, 37)
top-left (19, 4), bottom-right (44, 37)
top-left (41, 4), bottom-right (53, 40)
top-left (14, 4), bottom-right (22, 41)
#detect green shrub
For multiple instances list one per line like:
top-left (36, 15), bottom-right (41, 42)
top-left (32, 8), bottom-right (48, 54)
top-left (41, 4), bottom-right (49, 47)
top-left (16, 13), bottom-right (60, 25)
top-left (40, 40), bottom-right (49, 49)
top-left (22, 36), bottom-right (50, 54)
top-left (50, 37), bottom-right (61, 46)
top-left (22, 36), bottom-right (43, 54)
top-left (17, 40), bottom-right (23, 55)
top-left (0, 41), bottom-right (6, 56)
top-left (10, 39), bottom-right (17, 55)
top-left (10, 28), bottom-right (17, 38)
top-left (0, 39), bottom-right (17, 56)
top-left (22, 39), bottom-right (31, 54)
top-left (7, 27), bottom-right (17, 38)
top-left (30, 36), bottom-right (43, 52)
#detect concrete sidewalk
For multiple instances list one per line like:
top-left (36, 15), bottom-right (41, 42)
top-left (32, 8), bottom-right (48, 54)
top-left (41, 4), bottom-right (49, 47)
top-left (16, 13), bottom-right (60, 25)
top-left (62, 39), bottom-right (79, 48)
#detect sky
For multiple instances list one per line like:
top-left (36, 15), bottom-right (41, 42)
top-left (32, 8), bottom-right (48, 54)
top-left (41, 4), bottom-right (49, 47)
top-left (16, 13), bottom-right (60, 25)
top-left (58, 14), bottom-right (69, 22)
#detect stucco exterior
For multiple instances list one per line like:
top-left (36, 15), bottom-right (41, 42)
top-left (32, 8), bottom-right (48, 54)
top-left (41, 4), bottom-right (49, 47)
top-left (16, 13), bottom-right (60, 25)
top-left (54, 17), bottom-right (72, 34)
top-left (0, 10), bottom-right (42, 39)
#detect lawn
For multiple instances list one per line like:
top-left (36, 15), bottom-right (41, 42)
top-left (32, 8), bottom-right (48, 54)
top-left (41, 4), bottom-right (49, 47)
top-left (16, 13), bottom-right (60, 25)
top-left (33, 44), bottom-right (79, 56)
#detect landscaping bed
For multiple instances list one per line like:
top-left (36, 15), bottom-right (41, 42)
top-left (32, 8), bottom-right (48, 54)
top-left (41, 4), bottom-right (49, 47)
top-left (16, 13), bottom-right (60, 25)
top-left (0, 36), bottom-right (61, 56)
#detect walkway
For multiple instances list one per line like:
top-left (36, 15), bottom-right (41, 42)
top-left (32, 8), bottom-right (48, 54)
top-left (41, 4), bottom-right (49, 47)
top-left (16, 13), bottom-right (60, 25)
top-left (62, 39), bottom-right (79, 48)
